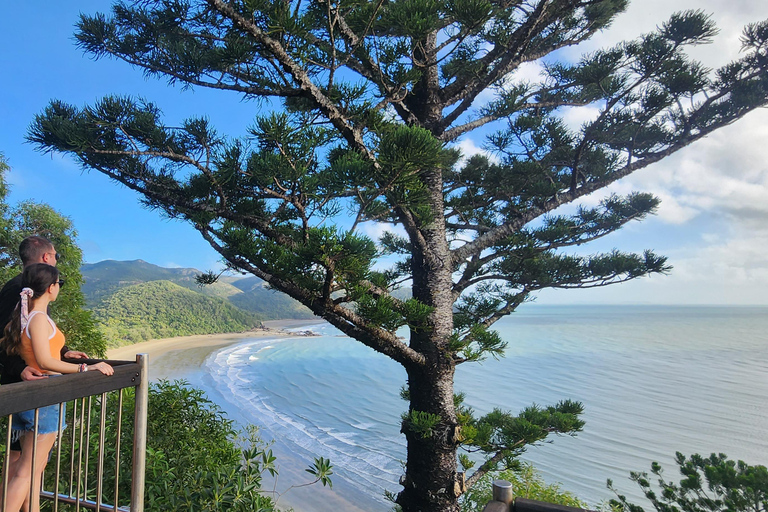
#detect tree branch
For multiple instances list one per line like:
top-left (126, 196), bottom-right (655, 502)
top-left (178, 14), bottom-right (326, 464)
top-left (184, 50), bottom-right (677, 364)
top-left (449, 103), bottom-right (758, 266)
top-left (206, 0), bottom-right (375, 161)
top-left (195, 225), bottom-right (426, 368)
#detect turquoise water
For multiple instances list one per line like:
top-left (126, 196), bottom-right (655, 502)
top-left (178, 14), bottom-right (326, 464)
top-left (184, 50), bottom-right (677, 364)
top-left (202, 305), bottom-right (768, 510)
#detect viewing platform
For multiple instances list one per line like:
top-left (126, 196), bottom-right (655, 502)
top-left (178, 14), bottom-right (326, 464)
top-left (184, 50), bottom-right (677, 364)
top-left (0, 355), bottom-right (148, 512)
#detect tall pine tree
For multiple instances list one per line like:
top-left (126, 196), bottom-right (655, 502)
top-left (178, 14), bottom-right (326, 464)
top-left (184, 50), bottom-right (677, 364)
top-left (28, 2), bottom-right (768, 510)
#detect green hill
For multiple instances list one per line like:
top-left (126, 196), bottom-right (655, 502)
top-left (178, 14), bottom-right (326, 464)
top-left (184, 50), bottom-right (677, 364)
top-left (82, 260), bottom-right (313, 320)
top-left (92, 280), bottom-right (264, 346)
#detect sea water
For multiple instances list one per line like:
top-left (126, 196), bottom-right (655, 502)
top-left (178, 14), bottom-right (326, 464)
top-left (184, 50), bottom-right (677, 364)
top-left (203, 305), bottom-right (768, 510)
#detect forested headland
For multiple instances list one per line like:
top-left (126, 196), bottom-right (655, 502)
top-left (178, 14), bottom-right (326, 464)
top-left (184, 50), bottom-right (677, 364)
top-left (82, 259), bottom-right (313, 346)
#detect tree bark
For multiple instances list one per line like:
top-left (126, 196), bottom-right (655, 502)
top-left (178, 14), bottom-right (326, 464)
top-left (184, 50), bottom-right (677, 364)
top-left (396, 168), bottom-right (462, 512)
top-left (397, 359), bottom-right (461, 512)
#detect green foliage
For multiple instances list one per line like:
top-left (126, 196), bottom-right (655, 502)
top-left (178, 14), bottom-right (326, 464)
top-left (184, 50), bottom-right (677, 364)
top-left (18, 381), bottom-right (276, 511)
top-left (306, 456), bottom-right (334, 488)
top-left (92, 280), bottom-right (263, 345)
top-left (402, 410), bottom-right (443, 439)
top-left (38, 381), bottom-right (331, 511)
top-left (460, 400), bottom-right (585, 472)
top-left (140, 381), bottom-right (277, 511)
top-left (461, 462), bottom-right (587, 512)
top-left (608, 453), bottom-right (768, 512)
top-left (0, 155), bottom-right (107, 356)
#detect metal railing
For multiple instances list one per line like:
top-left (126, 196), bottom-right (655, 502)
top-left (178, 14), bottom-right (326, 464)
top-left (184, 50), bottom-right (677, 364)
top-left (483, 480), bottom-right (594, 512)
top-left (0, 354), bottom-right (148, 512)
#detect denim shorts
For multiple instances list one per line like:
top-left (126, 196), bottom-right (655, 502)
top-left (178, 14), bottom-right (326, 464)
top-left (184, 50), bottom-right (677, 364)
top-left (11, 402), bottom-right (67, 437)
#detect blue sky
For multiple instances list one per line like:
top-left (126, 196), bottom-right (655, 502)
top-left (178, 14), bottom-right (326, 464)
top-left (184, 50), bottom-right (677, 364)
top-left (1, 1), bottom-right (767, 305)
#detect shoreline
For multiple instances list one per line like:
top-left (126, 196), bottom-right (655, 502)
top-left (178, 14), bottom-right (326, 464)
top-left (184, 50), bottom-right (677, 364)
top-left (106, 319), bottom-right (320, 380)
top-left (104, 319), bottom-right (376, 512)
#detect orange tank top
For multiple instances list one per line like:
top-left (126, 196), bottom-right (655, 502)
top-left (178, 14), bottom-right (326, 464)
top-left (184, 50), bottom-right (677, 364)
top-left (19, 311), bottom-right (66, 374)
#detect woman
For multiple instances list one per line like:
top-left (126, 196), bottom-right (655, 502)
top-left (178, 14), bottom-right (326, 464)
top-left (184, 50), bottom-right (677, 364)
top-left (0, 263), bottom-right (113, 512)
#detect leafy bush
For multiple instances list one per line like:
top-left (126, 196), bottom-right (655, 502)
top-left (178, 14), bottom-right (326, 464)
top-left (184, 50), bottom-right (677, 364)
top-left (609, 453), bottom-right (768, 512)
top-left (461, 462), bottom-right (587, 512)
top-left (42, 381), bottom-right (282, 511)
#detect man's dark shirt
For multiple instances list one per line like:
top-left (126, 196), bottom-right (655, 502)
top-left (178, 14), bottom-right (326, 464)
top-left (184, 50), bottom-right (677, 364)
top-left (0, 273), bottom-right (68, 384)
top-left (0, 274), bottom-right (26, 384)
top-left (0, 274), bottom-right (22, 329)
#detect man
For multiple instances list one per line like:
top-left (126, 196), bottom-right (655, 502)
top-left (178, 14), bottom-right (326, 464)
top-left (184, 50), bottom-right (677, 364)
top-left (0, 236), bottom-right (87, 383)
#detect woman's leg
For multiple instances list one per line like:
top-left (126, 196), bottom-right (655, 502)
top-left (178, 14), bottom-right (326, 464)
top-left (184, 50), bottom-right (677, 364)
top-left (0, 449), bottom-right (22, 510)
top-left (4, 433), bottom-right (57, 512)
top-left (28, 432), bottom-right (55, 512)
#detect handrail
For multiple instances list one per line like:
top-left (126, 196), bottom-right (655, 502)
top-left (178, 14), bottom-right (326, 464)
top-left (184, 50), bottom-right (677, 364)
top-left (0, 360), bottom-right (141, 416)
top-left (0, 354), bottom-right (148, 512)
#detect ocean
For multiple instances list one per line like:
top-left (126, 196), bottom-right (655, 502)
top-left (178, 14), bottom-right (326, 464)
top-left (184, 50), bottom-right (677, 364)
top-left (199, 305), bottom-right (768, 510)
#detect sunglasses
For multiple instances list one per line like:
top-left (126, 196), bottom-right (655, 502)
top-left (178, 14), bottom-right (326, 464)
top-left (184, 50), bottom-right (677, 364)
top-left (57, 278), bottom-right (65, 287)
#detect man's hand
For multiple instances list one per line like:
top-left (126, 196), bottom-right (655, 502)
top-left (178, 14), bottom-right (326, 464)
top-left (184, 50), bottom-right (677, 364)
top-left (63, 350), bottom-right (88, 359)
top-left (21, 366), bottom-right (47, 381)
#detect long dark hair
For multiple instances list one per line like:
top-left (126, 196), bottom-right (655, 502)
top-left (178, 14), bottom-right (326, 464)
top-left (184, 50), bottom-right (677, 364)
top-left (0, 263), bottom-right (60, 356)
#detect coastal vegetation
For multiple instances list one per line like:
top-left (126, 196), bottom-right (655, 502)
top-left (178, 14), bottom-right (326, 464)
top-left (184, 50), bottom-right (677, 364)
top-left (81, 259), bottom-right (313, 345)
top-left (0, 154), bottom-right (106, 357)
top-left (28, 2), bottom-right (768, 511)
top-left (609, 453), bottom-right (768, 512)
top-left (92, 279), bottom-right (263, 345)
top-left (461, 463), bottom-right (587, 511)
top-left (81, 259), bottom-right (314, 320)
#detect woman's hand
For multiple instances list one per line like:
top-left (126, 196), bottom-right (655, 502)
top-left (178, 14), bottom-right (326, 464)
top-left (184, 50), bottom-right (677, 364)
top-left (89, 362), bottom-right (114, 376)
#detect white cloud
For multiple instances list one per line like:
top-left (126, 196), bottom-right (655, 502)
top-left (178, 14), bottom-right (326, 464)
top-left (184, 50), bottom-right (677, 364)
top-left (475, 61), bottom-right (547, 108)
top-left (559, 105), bottom-right (601, 131)
top-left (569, 0), bottom-right (764, 69)
top-left (451, 137), bottom-right (499, 166)
top-left (508, 61), bottom-right (547, 85)
top-left (614, 109), bottom-right (768, 227)
top-left (359, 221), bottom-right (407, 244)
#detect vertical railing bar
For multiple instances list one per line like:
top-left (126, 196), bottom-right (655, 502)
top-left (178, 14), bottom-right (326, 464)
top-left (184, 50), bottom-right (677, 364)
top-left (113, 389), bottom-right (124, 509)
top-left (2, 414), bottom-right (13, 512)
top-left (76, 398), bottom-right (86, 512)
top-left (96, 392), bottom-right (108, 512)
top-left (29, 409), bottom-right (40, 512)
top-left (53, 401), bottom-right (65, 512)
top-left (130, 354), bottom-right (148, 512)
top-left (84, 396), bottom-right (93, 503)
top-left (69, 398), bottom-right (78, 498)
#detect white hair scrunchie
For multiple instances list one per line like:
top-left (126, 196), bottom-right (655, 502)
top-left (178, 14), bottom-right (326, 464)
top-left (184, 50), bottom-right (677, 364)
top-left (20, 287), bottom-right (34, 332)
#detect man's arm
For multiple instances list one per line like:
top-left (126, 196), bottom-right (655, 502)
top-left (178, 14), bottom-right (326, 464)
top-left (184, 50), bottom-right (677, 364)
top-left (60, 345), bottom-right (89, 359)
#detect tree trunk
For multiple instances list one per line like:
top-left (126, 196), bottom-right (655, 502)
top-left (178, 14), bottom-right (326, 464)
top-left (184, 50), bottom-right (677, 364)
top-left (396, 354), bottom-right (461, 512)
top-left (396, 168), bottom-right (461, 512)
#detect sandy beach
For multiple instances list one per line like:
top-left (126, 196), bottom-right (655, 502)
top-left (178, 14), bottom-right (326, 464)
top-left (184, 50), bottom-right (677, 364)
top-left (106, 324), bottom-right (298, 380)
